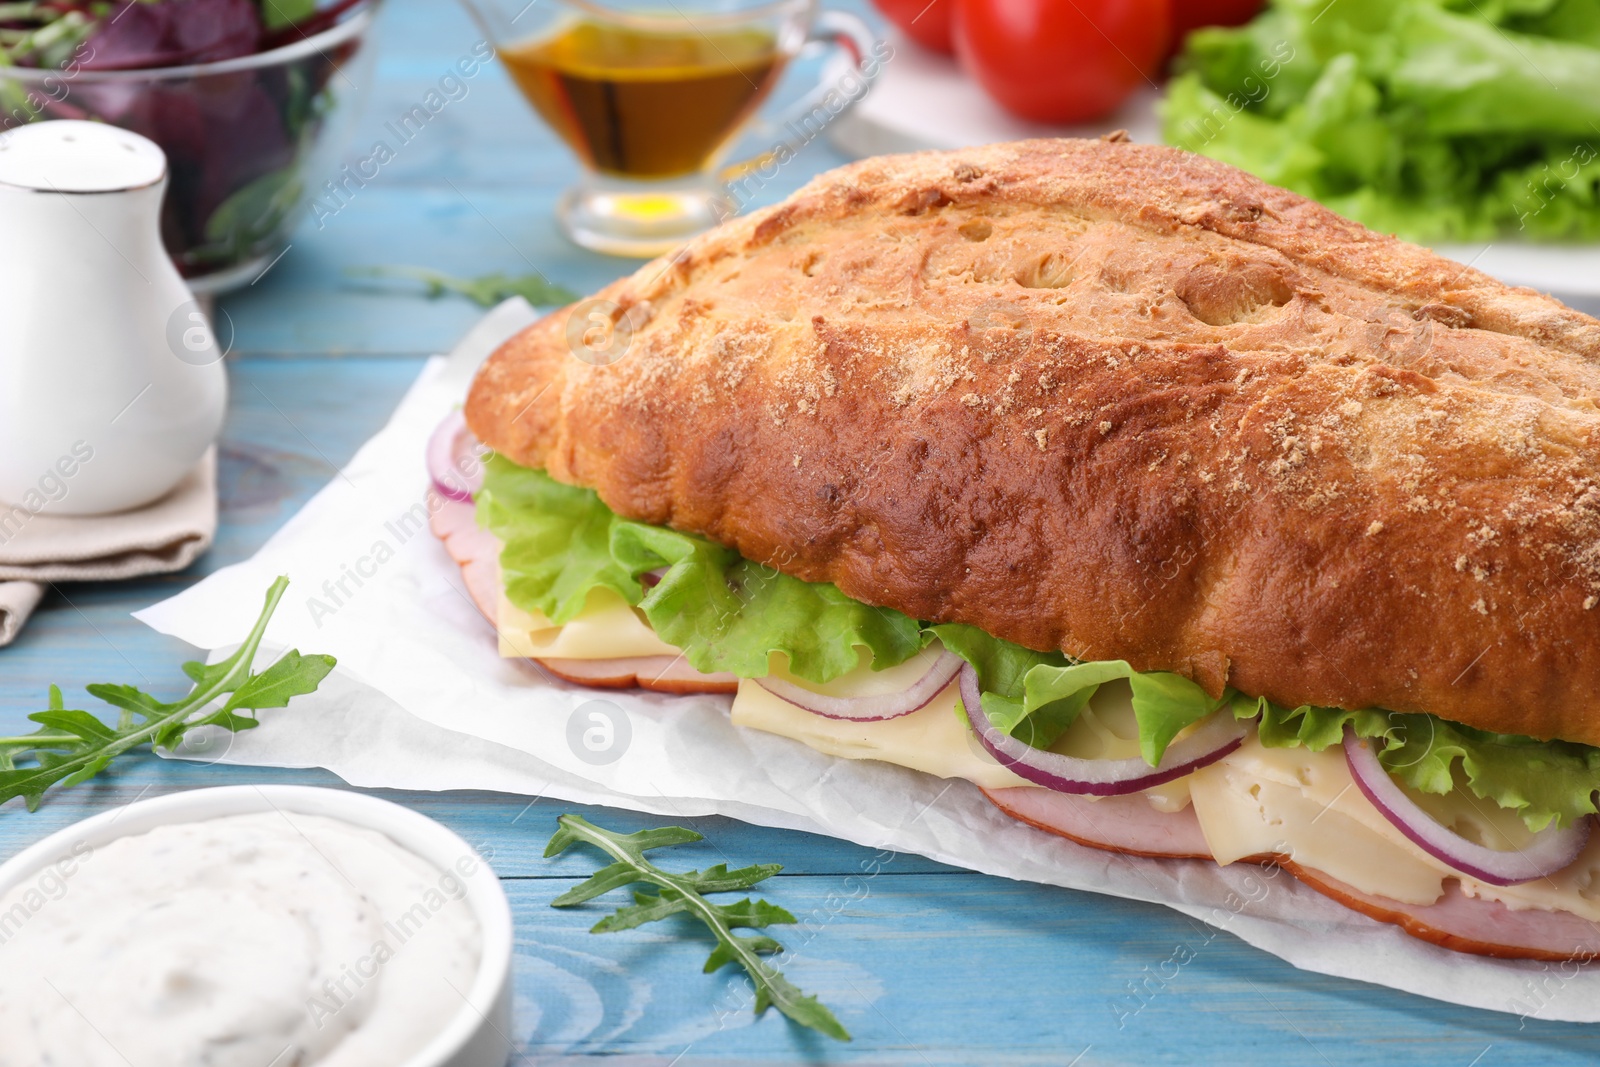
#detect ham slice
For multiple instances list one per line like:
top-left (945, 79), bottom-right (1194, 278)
top-left (982, 785), bottom-right (1600, 960)
top-left (982, 786), bottom-right (1212, 860)
top-left (1275, 859), bottom-right (1600, 962)
top-left (429, 498), bottom-right (736, 695)
top-left (430, 498), bottom-right (502, 622)
top-left (537, 656), bottom-right (738, 694)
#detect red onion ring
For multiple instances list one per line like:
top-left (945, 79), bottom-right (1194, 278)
top-left (427, 410), bottom-right (487, 503)
top-left (958, 664), bottom-right (1245, 796)
top-left (755, 651), bottom-right (965, 722)
top-left (1343, 729), bottom-right (1590, 886)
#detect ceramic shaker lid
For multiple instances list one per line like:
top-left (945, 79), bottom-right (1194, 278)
top-left (0, 120), bottom-right (166, 193)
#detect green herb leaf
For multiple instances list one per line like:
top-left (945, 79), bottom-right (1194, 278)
top-left (589, 889), bottom-right (691, 932)
top-left (0, 577), bottom-right (334, 812)
top-left (217, 649), bottom-right (336, 714)
top-left (546, 814), bottom-right (850, 1041)
top-left (347, 266), bottom-right (579, 308)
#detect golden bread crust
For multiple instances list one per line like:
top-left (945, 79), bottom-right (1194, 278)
top-left (467, 138), bottom-right (1600, 745)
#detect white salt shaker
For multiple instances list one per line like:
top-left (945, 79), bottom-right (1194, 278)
top-left (0, 121), bottom-right (226, 516)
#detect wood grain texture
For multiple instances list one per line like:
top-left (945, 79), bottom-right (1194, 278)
top-left (3, 1), bottom-right (1600, 1061)
top-left (468, 137), bottom-right (1600, 746)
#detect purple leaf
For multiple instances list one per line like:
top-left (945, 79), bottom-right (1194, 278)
top-left (171, 0), bottom-right (262, 63)
top-left (78, 2), bottom-right (176, 71)
top-left (80, 0), bottom-right (262, 71)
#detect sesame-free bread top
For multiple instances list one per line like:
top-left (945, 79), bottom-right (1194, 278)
top-left (467, 137), bottom-right (1600, 746)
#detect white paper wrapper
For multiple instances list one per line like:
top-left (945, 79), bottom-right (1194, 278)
top-left (138, 299), bottom-right (1600, 1024)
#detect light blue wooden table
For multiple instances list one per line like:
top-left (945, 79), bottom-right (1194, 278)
top-left (4, 2), bottom-right (1599, 1062)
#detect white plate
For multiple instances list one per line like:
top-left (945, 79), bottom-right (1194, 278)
top-left (0, 785), bottom-right (514, 1067)
top-left (831, 34), bottom-right (1600, 302)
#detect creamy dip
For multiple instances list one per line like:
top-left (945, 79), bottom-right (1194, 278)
top-left (0, 810), bottom-right (483, 1067)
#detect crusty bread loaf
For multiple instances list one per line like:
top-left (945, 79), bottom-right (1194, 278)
top-left (466, 137), bottom-right (1600, 746)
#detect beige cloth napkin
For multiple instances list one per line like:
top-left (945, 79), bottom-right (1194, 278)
top-left (0, 449), bottom-right (217, 647)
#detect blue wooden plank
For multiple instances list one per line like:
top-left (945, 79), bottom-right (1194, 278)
top-left (0, 757), bottom-right (955, 877)
top-left (498, 866), bottom-right (1600, 1066)
top-left (216, 185), bottom-right (588, 358)
top-left (215, 145), bottom-right (849, 358)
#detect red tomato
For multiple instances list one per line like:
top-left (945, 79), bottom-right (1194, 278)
top-left (873, 0), bottom-right (955, 54)
top-left (1170, 0), bottom-right (1264, 41)
top-left (954, 0), bottom-right (1172, 124)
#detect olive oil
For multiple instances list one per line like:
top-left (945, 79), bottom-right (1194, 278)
top-left (501, 20), bottom-right (785, 179)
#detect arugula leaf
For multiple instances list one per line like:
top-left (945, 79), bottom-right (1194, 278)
top-left (546, 815), bottom-right (850, 1041)
top-left (347, 266), bottom-right (579, 308)
top-left (204, 166), bottom-right (303, 257)
top-left (0, 577), bottom-right (333, 812)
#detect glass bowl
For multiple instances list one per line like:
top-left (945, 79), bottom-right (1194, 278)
top-left (0, 3), bottom-right (378, 293)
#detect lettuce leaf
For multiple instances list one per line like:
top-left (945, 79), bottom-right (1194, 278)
top-left (477, 454), bottom-right (645, 623)
top-left (477, 456), bottom-right (923, 683)
top-left (622, 521), bottom-right (926, 682)
top-left (1162, 0), bottom-right (1600, 242)
top-left (1235, 696), bottom-right (1600, 830)
top-left (479, 456), bottom-right (1600, 830)
top-left (926, 622), bottom-right (1077, 748)
top-left (928, 624), bottom-right (1218, 764)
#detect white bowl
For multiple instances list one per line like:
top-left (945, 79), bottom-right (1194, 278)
top-left (0, 785), bottom-right (514, 1067)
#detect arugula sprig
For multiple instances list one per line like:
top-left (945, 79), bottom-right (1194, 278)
top-left (346, 266), bottom-right (579, 308)
top-left (0, 576), bottom-right (333, 811)
top-left (545, 814), bottom-right (851, 1042)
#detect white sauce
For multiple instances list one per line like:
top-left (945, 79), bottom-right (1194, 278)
top-left (0, 811), bottom-right (482, 1067)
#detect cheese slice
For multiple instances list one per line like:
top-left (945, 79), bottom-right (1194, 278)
top-left (732, 676), bottom-right (1031, 788)
top-left (497, 587), bottom-right (681, 659)
top-left (1190, 737), bottom-right (1600, 920)
top-left (730, 661), bottom-right (1192, 810)
top-left (1188, 741), bottom-right (1450, 903)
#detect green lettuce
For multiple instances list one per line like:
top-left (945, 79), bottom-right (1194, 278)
top-left (478, 455), bottom-right (645, 623)
top-left (478, 456), bottom-right (1600, 830)
top-left (1235, 696), bottom-right (1600, 830)
top-left (1162, 0), bottom-right (1600, 242)
top-left (477, 455), bottom-right (923, 683)
top-left (928, 624), bottom-right (1220, 765)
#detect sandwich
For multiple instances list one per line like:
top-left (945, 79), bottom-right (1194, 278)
top-left (434, 136), bottom-right (1600, 962)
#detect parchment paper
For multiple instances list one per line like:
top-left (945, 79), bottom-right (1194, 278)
top-left (137, 299), bottom-right (1600, 1024)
